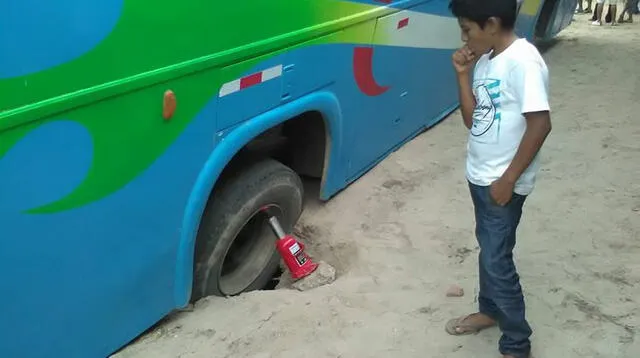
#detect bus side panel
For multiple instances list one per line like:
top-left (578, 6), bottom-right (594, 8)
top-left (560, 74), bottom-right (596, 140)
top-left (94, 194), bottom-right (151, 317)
top-left (0, 2), bottom-right (394, 356)
top-left (0, 71), bottom-right (221, 358)
top-left (344, 1), bottom-right (463, 179)
top-left (0, 12), bottom-right (378, 357)
top-left (0, 0), bottom-right (381, 112)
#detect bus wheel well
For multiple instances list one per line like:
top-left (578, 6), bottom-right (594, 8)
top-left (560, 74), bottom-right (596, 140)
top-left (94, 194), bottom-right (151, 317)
top-left (215, 111), bottom-right (328, 190)
top-left (189, 111), bottom-right (328, 299)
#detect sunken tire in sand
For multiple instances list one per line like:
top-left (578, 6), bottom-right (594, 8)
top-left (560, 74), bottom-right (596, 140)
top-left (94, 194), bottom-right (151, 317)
top-left (191, 158), bottom-right (304, 299)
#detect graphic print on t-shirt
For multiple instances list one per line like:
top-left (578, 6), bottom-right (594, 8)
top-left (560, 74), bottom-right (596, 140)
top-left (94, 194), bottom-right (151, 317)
top-left (471, 78), bottom-right (501, 144)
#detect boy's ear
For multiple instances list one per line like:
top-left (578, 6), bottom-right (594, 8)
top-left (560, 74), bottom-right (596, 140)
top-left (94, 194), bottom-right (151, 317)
top-left (485, 16), bottom-right (502, 35)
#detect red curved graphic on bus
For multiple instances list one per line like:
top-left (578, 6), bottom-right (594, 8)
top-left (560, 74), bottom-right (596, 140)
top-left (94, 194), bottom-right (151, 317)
top-left (353, 47), bottom-right (390, 96)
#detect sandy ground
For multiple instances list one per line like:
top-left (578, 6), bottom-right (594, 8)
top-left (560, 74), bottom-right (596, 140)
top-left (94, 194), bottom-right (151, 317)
top-left (114, 15), bottom-right (640, 358)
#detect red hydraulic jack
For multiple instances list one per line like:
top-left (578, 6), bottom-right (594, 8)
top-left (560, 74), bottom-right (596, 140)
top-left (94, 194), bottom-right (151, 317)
top-left (267, 216), bottom-right (318, 280)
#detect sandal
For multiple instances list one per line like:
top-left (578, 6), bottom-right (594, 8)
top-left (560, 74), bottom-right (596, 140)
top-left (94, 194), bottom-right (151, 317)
top-left (444, 313), bottom-right (497, 335)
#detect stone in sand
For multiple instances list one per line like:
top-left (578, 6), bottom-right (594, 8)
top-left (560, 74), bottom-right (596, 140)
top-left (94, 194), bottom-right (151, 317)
top-left (291, 261), bottom-right (336, 291)
top-left (446, 285), bottom-right (464, 297)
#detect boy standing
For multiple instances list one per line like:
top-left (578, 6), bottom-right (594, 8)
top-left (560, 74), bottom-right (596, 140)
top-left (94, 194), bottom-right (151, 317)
top-left (445, 1), bottom-right (552, 358)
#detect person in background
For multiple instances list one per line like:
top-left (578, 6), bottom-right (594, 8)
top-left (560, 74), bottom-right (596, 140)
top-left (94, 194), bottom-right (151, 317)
top-left (577, 0), bottom-right (594, 13)
top-left (592, 0), bottom-right (622, 25)
top-left (591, 1), bottom-right (603, 20)
top-left (447, 0), bottom-right (552, 357)
top-left (618, 0), bottom-right (638, 22)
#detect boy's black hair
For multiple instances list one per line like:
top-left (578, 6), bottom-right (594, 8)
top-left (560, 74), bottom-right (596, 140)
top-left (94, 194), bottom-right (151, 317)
top-left (449, 0), bottom-right (518, 30)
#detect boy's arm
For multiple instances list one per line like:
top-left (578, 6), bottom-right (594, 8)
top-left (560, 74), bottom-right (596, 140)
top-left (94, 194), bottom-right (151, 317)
top-left (501, 111), bottom-right (552, 184)
top-left (452, 46), bottom-right (477, 129)
top-left (491, 60), bottom-right (552, 205)
top-left (456, 72), bottom-right (476, 130)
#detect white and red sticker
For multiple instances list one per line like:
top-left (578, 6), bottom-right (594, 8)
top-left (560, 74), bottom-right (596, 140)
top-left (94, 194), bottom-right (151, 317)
top-left (219, 64), bottom-right (283, 98)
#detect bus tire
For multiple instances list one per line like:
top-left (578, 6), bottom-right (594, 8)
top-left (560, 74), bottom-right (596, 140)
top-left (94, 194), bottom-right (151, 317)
top-left (535, 0), bottom-right (557, 39)
top-left (191, 158), bottom-right (304, 300)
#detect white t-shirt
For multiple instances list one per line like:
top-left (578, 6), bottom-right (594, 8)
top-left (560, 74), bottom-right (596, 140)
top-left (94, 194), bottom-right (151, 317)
top-left (467, 38), bottom-right (550, 196)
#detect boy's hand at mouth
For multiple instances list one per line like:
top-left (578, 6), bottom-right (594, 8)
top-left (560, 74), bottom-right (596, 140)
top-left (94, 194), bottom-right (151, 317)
top-left (452, 45), bottom-right (478, 74)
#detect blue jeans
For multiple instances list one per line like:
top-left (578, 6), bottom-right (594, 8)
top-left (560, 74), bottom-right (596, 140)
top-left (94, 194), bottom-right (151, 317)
top-left (469, 182), bottom-right (532, 358)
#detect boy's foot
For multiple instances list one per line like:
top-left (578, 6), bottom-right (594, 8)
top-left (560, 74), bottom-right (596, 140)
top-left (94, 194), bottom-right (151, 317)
top-left (591, 20), bottom-right (602, 25)
top-left (445, 312), bottom-right (496, 335)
